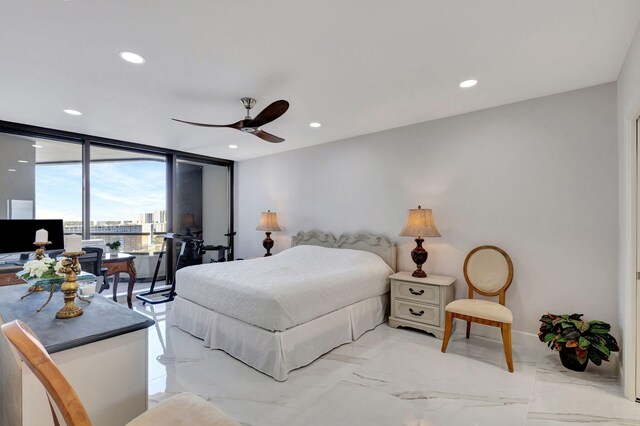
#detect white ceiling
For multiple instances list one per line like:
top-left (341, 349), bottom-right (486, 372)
top-left (1, 1), bottom-right (639, 162)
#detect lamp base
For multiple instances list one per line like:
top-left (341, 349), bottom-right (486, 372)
top-left (411, 238), bottom-right (429, 278)
top-left (412, 269), bottom-right (427, 278)
top-left (263, 232), bottom-right (274, 257)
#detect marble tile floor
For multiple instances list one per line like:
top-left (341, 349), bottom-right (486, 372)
top-left (133, 302), bottom-right (639, 426)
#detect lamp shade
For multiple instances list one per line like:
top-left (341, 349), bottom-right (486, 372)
top-left (181, 213), bottom-right (196, 227)
top-left (399, 206), bottom-right (441, 238)
top-left (256, 210), bottom-right (281, 232)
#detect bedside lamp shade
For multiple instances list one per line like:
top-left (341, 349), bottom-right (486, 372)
top-left (399, 207), bottom-right (440, 238)
top-left (256, 210), bottom-right (280, 256)
top-left (256, 210), bottom-right (281, 232)
top-left (400, 206), bottom-right (440, 278)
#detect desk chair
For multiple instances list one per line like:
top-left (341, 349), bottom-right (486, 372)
top-left (441, 245), bottom-right (514, 372)
top-left (77, 247), bottom-right (109, 292)
top-left (1, 320), bottom-right (239, 426)
top-left (50, 248), bottom-right (108, 292)
top-left (47, 249), bottom-right (65, 260)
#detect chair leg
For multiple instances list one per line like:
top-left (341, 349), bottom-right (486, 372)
top-left (466, 321), bottom-right (471, 339)
top-left (441, 311), bottom-right (454, 353)
top-left (501, 323), bottom-right (514, 372)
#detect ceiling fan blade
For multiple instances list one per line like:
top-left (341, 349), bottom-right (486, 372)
top-left (172, 118), bottom-right (243, 129)
top-left (254, 129), bottom-right (285, 143)
top-left (247, 100), bottom-right (289, 128)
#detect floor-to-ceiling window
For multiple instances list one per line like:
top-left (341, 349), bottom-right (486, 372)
top-left (0, 122), bottom-right (233, 296)
top-left (0, 133), bottom-right (83, 236)
top-left (89, 145), bottom-right (167, 253)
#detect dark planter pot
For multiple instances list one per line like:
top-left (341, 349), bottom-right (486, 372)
top-left (559, 349), bottom-right (588, 372)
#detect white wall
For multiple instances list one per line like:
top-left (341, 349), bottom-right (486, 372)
top-left (616, 23), bottom-right (640, 399)
top-left (236, 83), bottom-right (618, 335)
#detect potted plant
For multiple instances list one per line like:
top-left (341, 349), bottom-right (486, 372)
top-left (538, 313), bottom-right (619, 372)
top-left (106, 241), bottom-right (121, 256)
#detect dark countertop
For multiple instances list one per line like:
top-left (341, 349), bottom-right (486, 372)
top-left (0, 284), bottom-right (154, 353)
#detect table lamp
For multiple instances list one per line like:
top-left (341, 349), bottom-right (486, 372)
top-left (256, 210), bottom-right (281, 256)
top-left (399, 205), bottom-right (441, 278)
top-left (181, 213), bottom-right (196, 237)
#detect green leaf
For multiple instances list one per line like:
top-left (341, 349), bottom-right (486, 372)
top-left (543, 333), bottom-right (555, 343)
top-left (591, 341), bottom-right (611, 358)
top-left (570, 320), bottom-right (589, 332)
top-left (588, 350), bottom-right (603, 366)
top-left (578, 337), bottom-right (590, 349)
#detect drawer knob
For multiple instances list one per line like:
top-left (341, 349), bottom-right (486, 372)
top-left (409, 308), bottom-right (424, 317)
top-left (409, 288), bottom-right (424, 296)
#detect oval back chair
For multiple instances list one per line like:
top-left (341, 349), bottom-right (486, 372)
top-left (441, 245), bottom-right (515, 372)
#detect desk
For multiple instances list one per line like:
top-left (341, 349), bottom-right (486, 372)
top-left (102, 253), bottom-right (137, 309)
top-left (0, 265), bottom-right (25, 287)
top-left (0, 284), bottom-right (154, 425)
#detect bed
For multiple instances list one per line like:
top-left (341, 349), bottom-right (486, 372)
top-left (167, 230), bottom-right (396, 381)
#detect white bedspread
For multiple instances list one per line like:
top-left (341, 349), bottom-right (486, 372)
top-left (175, 245), bottom-right (393, 331)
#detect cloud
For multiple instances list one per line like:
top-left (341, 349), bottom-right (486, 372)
top-left (36, 160), bottom-right (168, 222)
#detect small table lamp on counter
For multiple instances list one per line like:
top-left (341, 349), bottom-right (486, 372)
top-left (256, 210), bottom-right (281, 257)
top-left (181, 213), bottom-right (197, 237)
top-left (399, 205), bottom-right (441, 278)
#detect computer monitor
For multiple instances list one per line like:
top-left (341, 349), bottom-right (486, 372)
top-left (0, 219), bottom-right (65, 254)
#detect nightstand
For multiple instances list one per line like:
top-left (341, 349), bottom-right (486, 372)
top-left (388, 271), bottom-right (456, 339)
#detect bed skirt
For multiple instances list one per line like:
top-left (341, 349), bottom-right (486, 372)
top-left (167, 294), bottom-right (389, 381)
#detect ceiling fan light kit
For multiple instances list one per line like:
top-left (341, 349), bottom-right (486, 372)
top-left (173, 98), bottom-right (289, 143)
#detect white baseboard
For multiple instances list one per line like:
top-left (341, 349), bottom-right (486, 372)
top-left (450, 319), bottom-right (621, 376)
top-left (451, 318), bottom-right (537, 346)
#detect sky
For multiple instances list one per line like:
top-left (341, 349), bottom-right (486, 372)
top-left (36, 161), bottom-right (166, 222)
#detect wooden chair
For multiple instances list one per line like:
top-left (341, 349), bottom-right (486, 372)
top-left (440, 245), bottom-right (514, 372)
top-left (1, 320), bottom-right (239, 426)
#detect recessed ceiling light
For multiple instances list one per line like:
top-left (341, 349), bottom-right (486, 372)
top-left (309, 122), bottom-right (322, 128)
top-left (63, 109), bottom-right (83, 116)
top-left (8, 169), bottom-right (16, 172)
top-left (32, 144), bottom-right (43, 148)
top-left (459, 79), bottom-right (478, 88)
top-left (119, 51), bottom-right (146, 64)
top-left (228, 144), bottom-right (238, 149)
top-left (18, 160), bottom-right (28, 163)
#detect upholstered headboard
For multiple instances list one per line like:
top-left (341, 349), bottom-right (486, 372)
top-left (291, 230), bottom-right (397, 272)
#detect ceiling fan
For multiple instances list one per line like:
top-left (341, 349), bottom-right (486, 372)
top-left (172, 98), bottom-right (289, 143)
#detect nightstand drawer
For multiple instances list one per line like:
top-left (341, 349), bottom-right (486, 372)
top-left (393, 280), bottom-right (440, 305)
top-left (393, 300), bottom-right (440, 326)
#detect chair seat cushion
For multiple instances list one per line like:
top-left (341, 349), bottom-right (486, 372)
top-left (445, 299), bottom-right (513, 323)
top-left (126, 393), bottom-right (239, 426)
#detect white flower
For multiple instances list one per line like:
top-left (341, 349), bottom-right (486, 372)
top-left (21, 258), bottom-right (59, 279)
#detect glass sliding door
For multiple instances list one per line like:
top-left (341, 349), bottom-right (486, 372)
top-left (0, 132), bottom-right (83, 234)
top-left (175, 159), bottom-right (229, 263)
top-left (89, 145), bottom-right (167, 255)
